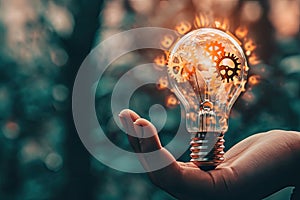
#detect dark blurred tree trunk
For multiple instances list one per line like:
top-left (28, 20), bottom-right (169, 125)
top-left (57, 1), bottom-right (104, 199)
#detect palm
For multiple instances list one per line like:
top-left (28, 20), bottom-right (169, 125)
top-left (119, 109), bottom-right (300, 200)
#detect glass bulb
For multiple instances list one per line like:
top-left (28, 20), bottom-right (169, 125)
top-left (167, 28), bottom-right (248, 169)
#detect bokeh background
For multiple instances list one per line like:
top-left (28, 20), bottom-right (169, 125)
top-left (0, 0), bottom-right (299, 199)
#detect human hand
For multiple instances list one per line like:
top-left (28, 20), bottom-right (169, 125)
top-left (119, 109), bottom-right (300, 200)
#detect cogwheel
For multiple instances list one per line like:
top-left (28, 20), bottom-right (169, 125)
top-left (167, 54), bottom-right (194, 83)
top-left (204, 41), bottom-right (225, 62)
top-left (216, 53), bottom-right (241, 82)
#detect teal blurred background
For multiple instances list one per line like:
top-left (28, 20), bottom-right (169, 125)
top-left (0, 0), bottom-right (299, 199)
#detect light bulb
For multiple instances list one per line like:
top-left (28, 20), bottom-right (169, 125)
top-left (167, 28), bottom-right (248, 169)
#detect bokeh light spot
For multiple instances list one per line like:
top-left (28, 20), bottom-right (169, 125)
top-left (44, 152), bottom-right (63, 172)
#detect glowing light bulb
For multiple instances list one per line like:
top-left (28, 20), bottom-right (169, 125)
top-left (167, 28), bottom-right (248, 169)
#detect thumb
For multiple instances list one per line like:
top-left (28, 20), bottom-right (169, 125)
top-left (119, 110), bottom-right (185, 196)
top-left (134, 118), bottom-right (162, 152)
top-left (119, 109), bottom-right (162, 152)
top-left (119, 109), bottom-right (179, 173)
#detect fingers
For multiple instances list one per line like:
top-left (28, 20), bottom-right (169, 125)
top-left (211, 130), bottom-right (300, 199)
top-left (134, 118), bottom-right (162, 152)
top-left (118, 109), bottom-right (218, 199)
top-left (119, 112), bottom-right (300, 200)
top-left (119, 109), bottom-right (162, 152)
top-left (119, 109), bottom-right (182, 190)
top-left (119, 109), bottom-right (141, 152)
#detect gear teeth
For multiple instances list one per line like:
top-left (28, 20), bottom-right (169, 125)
top-left (167, 54), bottom-right (194, 83)
top-left (215, 53), bottom-right (241, 83)
top-left (205, 41), bottom-right (225, 61)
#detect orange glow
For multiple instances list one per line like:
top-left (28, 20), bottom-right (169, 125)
top-left (244, 39), bottom-right (257, 56)
top-left (235, 26), bottom-right (248, 40)
top-left (168, 54), bottom-right (195, 83)
top-left (214, 18), bottom-right (230, 31)
top-left (154, 14), bottom-right (260, 108)
top-left (175, 21), bottom-right (192, 35)
top-left (164, 50), bottom-right (170, 60)
top-left (248, 75), bottom-right (260, 86)
top-left (194, 13), bottom-right (211, 28)
top-left (160, 35), bottom-right (175, 49)
top-left (249, 53), bottom-right (261, 65)
top-left (154, 54), bottom-right (167, 69)
top-left (166, 94), bottom-right (178, 108)
top-left (240, 80), bottom-right (247, 92)
top-left (157, 76), bottom-right (168, 90)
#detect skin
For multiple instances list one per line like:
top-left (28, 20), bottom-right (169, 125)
top-left (119, 109), bottom-right (300, 200)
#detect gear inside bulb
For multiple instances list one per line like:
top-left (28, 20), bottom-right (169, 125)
top-left (216, 53), bottom-right (241, 82)
top-left (167, 28), bottom-right (246, 84)
top-left (165, 27), bottom-right (249, 169)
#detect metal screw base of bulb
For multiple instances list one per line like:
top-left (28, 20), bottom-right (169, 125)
top-left (190, 132), bottom-right (225, 171)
